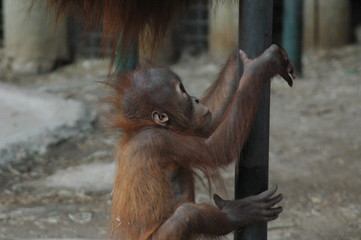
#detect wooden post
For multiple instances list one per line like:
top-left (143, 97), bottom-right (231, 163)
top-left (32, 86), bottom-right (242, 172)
top-left (303, 0), bottom-right (350, 50)
top-left (209, 0), bottom-right (239, 59)
top-left (235, 0), bottom-right (273, 240)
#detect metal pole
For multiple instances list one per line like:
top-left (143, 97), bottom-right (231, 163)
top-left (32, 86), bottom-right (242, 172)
top-left (234, 1), bottom-right (273, 240)
top-left (115, 32), bottom-right (138, 73)
top-left (115, 44), bottom-right (138, 73)
top-left (282, 0), bottom-right (303, 75)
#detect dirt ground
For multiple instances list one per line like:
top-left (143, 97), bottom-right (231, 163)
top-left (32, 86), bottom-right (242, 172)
top-left (0, 44), bottom-right (360, 240)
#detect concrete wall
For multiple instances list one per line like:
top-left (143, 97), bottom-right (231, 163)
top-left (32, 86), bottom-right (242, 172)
top-left (4, 0), bottom-right (68, 74)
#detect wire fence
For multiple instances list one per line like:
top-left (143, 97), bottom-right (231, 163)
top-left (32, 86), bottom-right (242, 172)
top-left (71, 0), bottom-right (209, 58)
top-left (0, 1), bottom-right (209, 57)
top-left (179, 0), bottom-right (209, 51)
top-left (68, 21), bottom-right (113, 59)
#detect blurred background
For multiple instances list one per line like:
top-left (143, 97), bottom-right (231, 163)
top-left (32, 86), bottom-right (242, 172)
top-left (0, 0), bottom-right (360, 239)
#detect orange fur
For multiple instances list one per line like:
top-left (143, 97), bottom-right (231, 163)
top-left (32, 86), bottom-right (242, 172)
top-left (106, 58), bottom-right (258, 239)
top-left (104, 45), bottom-right (293, 239)
top-left (112, 134), bottom-right (175, 239)
top-left (48, 0), bottom-right (193, 61)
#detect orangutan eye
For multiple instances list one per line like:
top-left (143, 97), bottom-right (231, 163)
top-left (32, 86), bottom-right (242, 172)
top-left (179, 83), bottom-right (186, 93)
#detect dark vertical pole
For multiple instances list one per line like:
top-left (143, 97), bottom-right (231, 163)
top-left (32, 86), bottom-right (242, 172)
top-left (115, 33), bottom-right (138, 73)
top-left (234, 1), bottom-right (273, 240)
top-left (282, 0), bottom-right (303, 75)
top-left (115, 44), bottom-right (138, 73)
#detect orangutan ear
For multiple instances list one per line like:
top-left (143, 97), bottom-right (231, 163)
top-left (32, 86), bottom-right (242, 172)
top-left (151, 111), bottom-right (169, 127)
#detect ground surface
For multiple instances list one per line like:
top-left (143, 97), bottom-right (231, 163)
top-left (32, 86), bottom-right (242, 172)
top-left (0, 45), bottom-right (360, 240)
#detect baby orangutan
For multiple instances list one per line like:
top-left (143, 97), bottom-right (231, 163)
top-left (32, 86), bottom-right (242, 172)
top-left (109, 44), bottom-right (295, 240)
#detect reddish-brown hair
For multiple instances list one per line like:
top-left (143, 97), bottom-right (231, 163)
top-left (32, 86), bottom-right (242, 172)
top-left (48, 0), bottom-right (193, 58)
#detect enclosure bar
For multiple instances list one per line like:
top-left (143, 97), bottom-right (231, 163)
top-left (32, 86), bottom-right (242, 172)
top-left (234, 1), bottom-right (273, 240)
top-left (282, 0), bottom-right (303, 75)
top-left (115, 42), bottom-right (138, 72)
